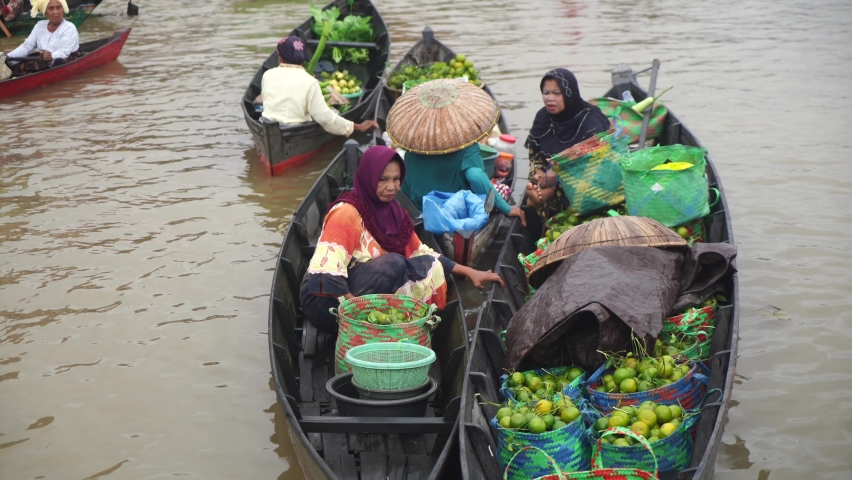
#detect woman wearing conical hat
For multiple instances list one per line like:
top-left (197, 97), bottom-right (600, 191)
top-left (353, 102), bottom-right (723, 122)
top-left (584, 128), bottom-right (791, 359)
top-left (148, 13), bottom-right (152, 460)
top-left (4, 0), bottom-right (80, 77)
top-left (387, 79), bottom-right (526, 226)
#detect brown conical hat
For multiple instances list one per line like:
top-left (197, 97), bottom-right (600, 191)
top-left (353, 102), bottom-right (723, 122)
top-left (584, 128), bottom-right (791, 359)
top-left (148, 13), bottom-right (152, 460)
top-left (528, 216), bottom-right (689, 288)
top-left (386, 79), bottom-right (500, 155)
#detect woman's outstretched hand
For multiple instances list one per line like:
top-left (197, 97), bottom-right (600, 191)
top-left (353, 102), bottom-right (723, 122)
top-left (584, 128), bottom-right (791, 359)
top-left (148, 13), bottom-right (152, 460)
top-left (467, 269), bottom-right (504, 290)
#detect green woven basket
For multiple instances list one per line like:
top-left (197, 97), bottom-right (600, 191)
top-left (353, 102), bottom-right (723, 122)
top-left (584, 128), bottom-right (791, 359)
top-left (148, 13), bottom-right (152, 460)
top-left (345, 342), bottom-right (436, 390)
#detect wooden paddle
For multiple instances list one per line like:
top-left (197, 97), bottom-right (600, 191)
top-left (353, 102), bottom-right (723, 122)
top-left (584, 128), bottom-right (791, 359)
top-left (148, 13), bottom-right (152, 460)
top-left (0, 18), bottom-right (11, 38)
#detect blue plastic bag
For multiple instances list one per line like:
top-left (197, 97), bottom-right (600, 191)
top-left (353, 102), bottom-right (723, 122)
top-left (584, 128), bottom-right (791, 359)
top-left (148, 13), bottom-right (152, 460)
top-left (422, 190), bottom-right (489, 234)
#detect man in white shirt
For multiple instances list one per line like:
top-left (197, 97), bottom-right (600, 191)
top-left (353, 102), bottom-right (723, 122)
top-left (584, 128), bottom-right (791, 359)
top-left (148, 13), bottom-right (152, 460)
top-left (260, 36), bottom-right (377, 136)
top-left (4, 0), bottom-right (79, 76)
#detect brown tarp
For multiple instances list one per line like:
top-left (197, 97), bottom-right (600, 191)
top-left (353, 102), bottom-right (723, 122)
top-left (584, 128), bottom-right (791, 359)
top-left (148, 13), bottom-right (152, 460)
top-left (503, 243), bottom-right (737, 372)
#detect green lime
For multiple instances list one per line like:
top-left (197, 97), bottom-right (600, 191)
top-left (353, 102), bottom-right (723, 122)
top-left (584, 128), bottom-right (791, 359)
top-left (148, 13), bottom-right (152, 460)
top-left (551, 420), bottom-right (568, 431)
top-left (510, 372), bottom-right (525, 386)
top-left (528, 417), bottom-right (547, 434)
top-left (568, 367), bottom-right (583, 381)
top-left (496, 407), bottom-right (513, 420)
top-left (630, 421), bottom-right (649, 438)
top-left (619, 378), bottom-right (638, 393)
top-left (594, 417), bottom-right (609, 432)
top-left (499, 415), bottom-right (512, 429)
top-left (509, 413), bottom-right (526, 429)
top-left (637, 409), bottom-right (657, 428)
top-left (669, 405), bottom-right (683, 420)
top-left (560, 407), bottom-right (580, 424)
top-left (527, 376), bottom-right (543, 392)
top-left (541, 413), bottom-right (555, 430)
top-left (613, 438), bottom-right (631, 447)
top-left (612, 368), bottom-right (632, 385)
top-left (607, 415), bottom-right (628, 429)
top-left (654, 406), bottom-right (673, 424)
top-left (659, 422), bottom-right (676, 438)
top-left (648, 436), bottom-right (660, 443)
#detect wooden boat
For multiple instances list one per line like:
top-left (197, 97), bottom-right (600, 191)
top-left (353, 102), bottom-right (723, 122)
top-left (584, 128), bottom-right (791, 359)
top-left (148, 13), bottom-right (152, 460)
top-left (376, 27), bottom-right (517, 267)
top-left (4, 0), bottom-right (103, 36)
top-left (0, 28), bottom-right (130, 99)
top-left (241, 0), bottom-right (390, 176)
top-left (458, 64), bottom-right (739, 480)
top-left (268, 139), bottom-right (471, 479)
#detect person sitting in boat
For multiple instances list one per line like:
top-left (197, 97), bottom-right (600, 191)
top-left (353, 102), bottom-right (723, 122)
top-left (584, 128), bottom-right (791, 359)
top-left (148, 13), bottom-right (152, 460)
top-left (385, 80), bottom-right (526, 226)
top-left (525, 68), bottom-right (611, 214)
top-left (300, 145), bottom-right (504, 334)
top-left (3, 0), bottom-right (80, 77)
top-left (259, 36), bottom-right (378, 135)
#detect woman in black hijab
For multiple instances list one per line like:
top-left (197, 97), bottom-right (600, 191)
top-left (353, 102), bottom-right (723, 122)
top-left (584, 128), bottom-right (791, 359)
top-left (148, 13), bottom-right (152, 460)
top-left (525, 68), bottom-right (611, 213)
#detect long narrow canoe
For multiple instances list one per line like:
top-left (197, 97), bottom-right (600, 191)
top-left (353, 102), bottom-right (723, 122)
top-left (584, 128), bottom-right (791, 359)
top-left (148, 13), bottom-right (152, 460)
top-left (376, 27), bottom-right (517, 267)
top-left (4, 1), bottom-right (103, 36)
top-left (458, 64), bottom-right (739, 480)
top-left (0, 28), bottom-right (130, 99)
top-left (241, 0), bottom-right (390, 176)
top-left (268, 139), bottom-right (471, 479)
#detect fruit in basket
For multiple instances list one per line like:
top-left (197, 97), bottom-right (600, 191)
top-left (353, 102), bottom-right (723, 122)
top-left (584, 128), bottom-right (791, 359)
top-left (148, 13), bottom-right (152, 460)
top-left (364, 308), bottom-right (408, 325)
top-left (322, 70), bottom-right (362, 94)
top-left (594, 353), bottom-right (694, 394)
top-left (493, 392), bottom-right (582, 434)
top-left (593, 401), bottom-right (691, 444)
top-left (388, 53), bottom-right (482, 90)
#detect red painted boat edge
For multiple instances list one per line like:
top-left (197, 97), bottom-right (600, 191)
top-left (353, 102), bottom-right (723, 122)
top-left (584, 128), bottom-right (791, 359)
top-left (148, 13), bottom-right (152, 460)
top-left (258, 139), bottom-right (343, 176)
top-left (0, 28), bottom-right (131, 99)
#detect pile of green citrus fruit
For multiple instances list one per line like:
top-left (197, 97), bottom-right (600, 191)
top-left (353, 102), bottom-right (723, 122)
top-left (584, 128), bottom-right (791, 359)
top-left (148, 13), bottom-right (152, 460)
top-left (593, 355), bottom-right (691, 394)
top-left (592, 401), bottom-right (685, 444)
top-left (361, 308), bottom-right (410, 325)
top-left (504, 368), bottom-right (584, 403)
top-left (320, 70), bottom-right (362, 95)
top-left (494, 393), bottom-right (582, 434)
top-left (388, 53), bottom-right (482, 90)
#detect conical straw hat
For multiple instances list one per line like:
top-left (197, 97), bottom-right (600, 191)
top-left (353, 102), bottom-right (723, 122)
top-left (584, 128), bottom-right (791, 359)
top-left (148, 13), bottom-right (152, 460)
top-left (528, 216), bottom-right (689, 288)
top-left (386, 79), bottom-right (500, 155)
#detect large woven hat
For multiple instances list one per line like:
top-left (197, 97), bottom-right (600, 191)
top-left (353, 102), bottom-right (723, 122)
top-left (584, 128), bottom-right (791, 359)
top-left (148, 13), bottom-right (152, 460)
top-left (386, 79), bottom-right (500, 155)
top-left (529, 216), bottom-right (688, 288)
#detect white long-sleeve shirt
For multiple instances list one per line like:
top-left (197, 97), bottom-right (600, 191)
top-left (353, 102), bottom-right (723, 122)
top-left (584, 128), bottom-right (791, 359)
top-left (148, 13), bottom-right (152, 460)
top-left (8, 19), bottom-right (79, 62)
top-left (260, 64), bottom-right (354, 137)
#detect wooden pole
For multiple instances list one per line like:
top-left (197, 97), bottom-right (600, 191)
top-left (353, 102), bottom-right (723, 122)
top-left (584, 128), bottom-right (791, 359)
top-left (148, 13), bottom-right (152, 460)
top-left (0, 18), bottom-right (12, 38)
top-left (637, 59), bottom-right (660, 150)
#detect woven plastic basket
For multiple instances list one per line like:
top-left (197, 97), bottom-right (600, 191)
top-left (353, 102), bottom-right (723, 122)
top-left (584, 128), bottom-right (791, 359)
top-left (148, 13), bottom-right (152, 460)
top-left (345, 342), bottom-right (436, 391)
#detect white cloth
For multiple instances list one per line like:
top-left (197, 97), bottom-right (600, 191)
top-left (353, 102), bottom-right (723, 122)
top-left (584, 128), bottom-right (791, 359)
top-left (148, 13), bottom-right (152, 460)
top-left (8, 19), bottom-right (79, 62)
top-left (30, 0), bottom-right (69, 16)
top-left (260, 64), bottom-right (354, 137)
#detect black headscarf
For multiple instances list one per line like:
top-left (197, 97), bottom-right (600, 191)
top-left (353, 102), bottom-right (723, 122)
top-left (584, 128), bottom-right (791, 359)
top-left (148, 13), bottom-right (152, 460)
top-left (525, 68), bottom-right (611, 157)
top-left (277, 36), bottom-right (308, 64)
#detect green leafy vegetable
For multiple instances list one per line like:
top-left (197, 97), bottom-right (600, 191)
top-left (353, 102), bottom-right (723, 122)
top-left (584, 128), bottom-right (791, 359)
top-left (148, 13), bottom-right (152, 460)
top-left (309, 5), bottom-right (373, 64)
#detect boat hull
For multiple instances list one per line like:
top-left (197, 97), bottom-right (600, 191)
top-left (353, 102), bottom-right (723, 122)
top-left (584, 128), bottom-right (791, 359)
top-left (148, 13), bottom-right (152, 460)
top-left (458, 64), bottom-right (739, 480)
top-left (0, 28), bottom-right (130, 99)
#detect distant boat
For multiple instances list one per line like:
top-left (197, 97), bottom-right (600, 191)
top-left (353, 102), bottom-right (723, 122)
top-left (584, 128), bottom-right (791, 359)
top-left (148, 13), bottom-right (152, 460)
top-left (241, 0), bottom-right (390, 176)
top-left (4, 0), bottom-right (104, 36)
top-left (375, 27), bottom-right (516, 267)
top-left (0, 28), bottom-right (130, 99)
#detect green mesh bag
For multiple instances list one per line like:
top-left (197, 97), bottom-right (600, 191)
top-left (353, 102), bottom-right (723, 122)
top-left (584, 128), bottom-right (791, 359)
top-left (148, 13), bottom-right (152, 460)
top-left (332, 294), bottom-right (440, 375)
top-left (588, 97), bottom-right (668, 145)
top-left (620, 145), bottom-right (710, 228)
top-left (551, 129), bottom-right (630, 216)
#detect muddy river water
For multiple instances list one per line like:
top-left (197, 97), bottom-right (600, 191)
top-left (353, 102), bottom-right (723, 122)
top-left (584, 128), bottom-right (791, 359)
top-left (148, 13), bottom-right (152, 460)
top-left (1, 0), bottom-right (850, 478)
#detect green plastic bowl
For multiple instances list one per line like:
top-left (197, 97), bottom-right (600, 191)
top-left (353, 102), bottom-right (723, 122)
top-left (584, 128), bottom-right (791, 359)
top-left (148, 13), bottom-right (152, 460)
top-left (345, 342), bottom-right (436, 391)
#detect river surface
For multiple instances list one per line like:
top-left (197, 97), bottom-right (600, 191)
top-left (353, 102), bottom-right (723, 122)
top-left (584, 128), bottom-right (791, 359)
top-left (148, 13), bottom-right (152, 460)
top-left (1, 0), bottom-right (850, 479)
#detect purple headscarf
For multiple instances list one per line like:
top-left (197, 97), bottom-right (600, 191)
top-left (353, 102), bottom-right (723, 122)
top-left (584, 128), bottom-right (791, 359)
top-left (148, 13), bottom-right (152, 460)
top-left (277, 36), bottom-right (308, 64)
top-left (332, 146), bottom-right (414, 256)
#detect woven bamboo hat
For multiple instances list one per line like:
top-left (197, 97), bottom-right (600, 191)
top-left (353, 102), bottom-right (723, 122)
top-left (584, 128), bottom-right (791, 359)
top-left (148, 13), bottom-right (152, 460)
top-left (528, 216), bottom-right (688, 288)
top-left (386, 79), bottom-right (500, 155)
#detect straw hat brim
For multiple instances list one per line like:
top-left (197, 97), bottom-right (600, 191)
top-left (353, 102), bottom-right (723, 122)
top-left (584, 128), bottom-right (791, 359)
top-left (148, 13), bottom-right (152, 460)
top-left (386, 79), bottom-right (500, 155)
top-left (528, 216), bottom-right (689, 288)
